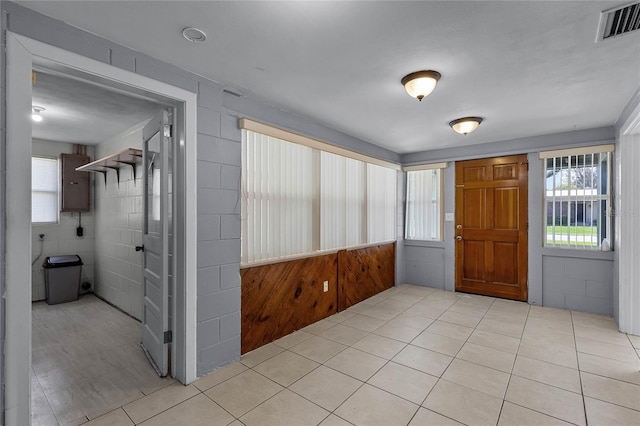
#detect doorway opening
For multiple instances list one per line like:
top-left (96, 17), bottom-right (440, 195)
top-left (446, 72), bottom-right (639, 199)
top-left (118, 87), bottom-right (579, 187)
top-left (454, 154), bottom-right (529, 301)
top-left (6, 32), bottom-right (198, 425)
top-left (30, 67), bottom-right (175, 424)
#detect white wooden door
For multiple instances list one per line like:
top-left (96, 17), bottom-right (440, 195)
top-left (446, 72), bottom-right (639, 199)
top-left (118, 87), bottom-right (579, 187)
top-left (140, 109), bottom-right (171, 376)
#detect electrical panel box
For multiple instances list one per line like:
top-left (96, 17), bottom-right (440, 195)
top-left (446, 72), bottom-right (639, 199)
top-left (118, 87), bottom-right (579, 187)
top-left (61, 153), bottom-right (90, 212)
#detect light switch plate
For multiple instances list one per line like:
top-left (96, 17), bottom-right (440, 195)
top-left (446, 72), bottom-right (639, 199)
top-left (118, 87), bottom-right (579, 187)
top-left (445, 213), bottom-right (454, 221)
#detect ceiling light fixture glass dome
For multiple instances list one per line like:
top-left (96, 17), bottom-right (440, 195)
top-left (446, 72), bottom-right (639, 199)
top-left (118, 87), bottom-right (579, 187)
top-left (449, 117), bottom-right (483, 135)
top-left (401, 70), bottom-right (441, 101)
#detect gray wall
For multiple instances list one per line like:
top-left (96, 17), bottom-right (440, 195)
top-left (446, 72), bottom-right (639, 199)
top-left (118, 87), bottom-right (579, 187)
top-left (542, 250), bottom-right (614, 315)
top-left (401, 128), bottom-right (617, 316)
top-left (1, 7), bottom-right (7, 421)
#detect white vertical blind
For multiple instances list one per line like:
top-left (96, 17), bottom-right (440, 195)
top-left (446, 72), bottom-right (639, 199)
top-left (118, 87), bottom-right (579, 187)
top-left (31, 157), bottom-right (58, 223)
top-left (242, 131), bottom-right (314, 264)
top-left (320, 152), bottom-right (365, 250)
top-left (242, 129), bottom-right (398, 265)
top-left (405, 169), bottom-right (442, 240)
top-left (367, 164), bottom-right (397, 244)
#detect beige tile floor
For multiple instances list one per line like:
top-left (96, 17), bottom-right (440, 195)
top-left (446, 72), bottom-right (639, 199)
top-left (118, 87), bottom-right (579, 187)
top-left (36, 286), bottom-right (640, 426)
top-left (32, 295), bottom-right (174, 425)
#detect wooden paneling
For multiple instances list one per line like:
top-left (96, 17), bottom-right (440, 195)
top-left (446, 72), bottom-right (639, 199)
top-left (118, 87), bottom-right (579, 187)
top-left (241, 242), bottom-right (396, 353)
top-left (241, 254), bottom-right (338, 354)
top-left (338, 243), bottom-right (396, 311)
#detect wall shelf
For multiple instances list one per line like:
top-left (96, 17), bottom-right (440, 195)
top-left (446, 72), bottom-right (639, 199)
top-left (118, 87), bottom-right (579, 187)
top-left (76, 148), bottom-right (142, 186)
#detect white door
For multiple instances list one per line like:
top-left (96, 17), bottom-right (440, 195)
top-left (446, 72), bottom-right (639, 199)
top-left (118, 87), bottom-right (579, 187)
top-left (141, 109), bottom-right (171, 376)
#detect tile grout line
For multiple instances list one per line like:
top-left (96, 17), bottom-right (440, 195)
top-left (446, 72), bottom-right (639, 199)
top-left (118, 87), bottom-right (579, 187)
top-left (571, 309), bottom-right (589, 425)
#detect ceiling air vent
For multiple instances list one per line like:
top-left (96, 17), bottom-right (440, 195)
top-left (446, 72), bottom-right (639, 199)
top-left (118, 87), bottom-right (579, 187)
top-left (597, 1), bottom-right (640, 41)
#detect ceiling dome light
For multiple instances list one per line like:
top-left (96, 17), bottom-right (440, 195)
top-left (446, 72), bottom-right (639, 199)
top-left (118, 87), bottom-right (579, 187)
top-left (182, 27), bottom-right (207, 42)
top-left (449, 117), bottom-right (483, 135)
top-left (32, 106), bottom-right (45, 122)
top-left (401, 70), bottom-right (441, 101)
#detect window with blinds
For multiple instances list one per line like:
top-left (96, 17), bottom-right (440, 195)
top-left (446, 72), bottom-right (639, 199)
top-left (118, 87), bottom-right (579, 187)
top-left (32, 157), bottom-right (58, 223)
top-left (405, 167), bottom-right (443, 241)
top-left (540, 145), bottom-right (613, 249)
top-left (241, 126), bottom-right (398, 265)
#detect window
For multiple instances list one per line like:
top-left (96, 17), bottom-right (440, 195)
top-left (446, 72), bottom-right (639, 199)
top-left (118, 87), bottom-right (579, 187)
top-left (405, 166), bottom-right (444, 241)
top-left (540, 145), bottom-right (613, 249)
top-left (241, 122), bottom-right (398, 265)
top-left (32, 157), bottom-right (58, 223)
top-left (242, 131), bottom-right (315, 263)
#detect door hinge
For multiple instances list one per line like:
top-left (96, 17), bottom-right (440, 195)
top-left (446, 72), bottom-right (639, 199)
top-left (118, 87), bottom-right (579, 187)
top-left (521, 162), bottom-right (529, 171)
top-left (164, 124), bottom-right (173, 138)
top-left (164, 330), bottom-right (172, 344)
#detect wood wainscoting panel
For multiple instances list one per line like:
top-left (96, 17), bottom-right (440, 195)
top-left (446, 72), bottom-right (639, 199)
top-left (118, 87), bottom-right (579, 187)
top-left (241, 253), bottom-right (338, 354)
top-left (338, 243), bottom-right (396, 311)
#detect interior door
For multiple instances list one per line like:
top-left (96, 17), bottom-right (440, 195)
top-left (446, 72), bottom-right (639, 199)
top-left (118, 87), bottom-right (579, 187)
top-left (141, 109), bottom-right (171, 376)
top-left (455, 154), bottom-right (528, 301)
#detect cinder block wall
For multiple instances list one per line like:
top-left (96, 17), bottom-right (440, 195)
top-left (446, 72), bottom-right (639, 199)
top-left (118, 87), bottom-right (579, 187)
top-left (542, 253), bottom-right (614, 315)
top-left (94, 124), bottom-right (145, 320)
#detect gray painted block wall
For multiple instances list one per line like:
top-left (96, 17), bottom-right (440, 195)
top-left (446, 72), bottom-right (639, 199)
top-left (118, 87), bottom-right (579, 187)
top-left (542, 252), bottom-right (614, 315)
top-left (1, 7), bottom-right (7, 419)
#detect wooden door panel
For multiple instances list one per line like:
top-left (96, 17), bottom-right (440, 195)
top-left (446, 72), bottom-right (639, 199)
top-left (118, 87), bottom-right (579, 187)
top-left (461, 188), bottom-right (486, 229)
top-left (462, 240), bottom-right (485, 281)
top-left (494, 188), bottom-right (518, 230)
top-left (494, 242), bottom-right (518, 284)
top-left (463, 166), bottom-right (487, 182)
top-left (493, 163), bottom-right (518, 180)
top-left (456, 154), bottom-right (528, 301)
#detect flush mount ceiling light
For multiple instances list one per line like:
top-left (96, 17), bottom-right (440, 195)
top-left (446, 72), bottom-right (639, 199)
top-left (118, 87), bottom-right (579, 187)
top-left (32, 105), bottom-right (45, 122)
top-left (449, 117), bottom-right (483, 135)
top-left (182, 27), bottom-right (207, 42)
top-left (401, 70), bottom-right (441, 101)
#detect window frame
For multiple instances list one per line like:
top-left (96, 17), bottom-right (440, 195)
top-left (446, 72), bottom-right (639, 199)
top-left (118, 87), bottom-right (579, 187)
top-left (540, 145), bottom-right (613, 250)
top-left (403, 163), bottom-right (446, 242)
top-left (240, 124), bottom-right (399, 266)
top-left (31, 156), bottom-right (59, 224)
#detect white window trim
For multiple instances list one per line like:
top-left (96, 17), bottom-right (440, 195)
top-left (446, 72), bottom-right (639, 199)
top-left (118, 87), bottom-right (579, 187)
top-left (541, 146), bottom-right (613, 250)
top-left (240, 118), bottom-right (401, 171)
top-left (403, 163), bottom-right (446, 241)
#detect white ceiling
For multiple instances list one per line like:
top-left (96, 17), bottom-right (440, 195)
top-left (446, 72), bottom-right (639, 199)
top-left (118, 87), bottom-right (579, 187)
top-left (19, 1), bottom-right (640, 154)
top-left (32, 70), bottom-right (161, 144)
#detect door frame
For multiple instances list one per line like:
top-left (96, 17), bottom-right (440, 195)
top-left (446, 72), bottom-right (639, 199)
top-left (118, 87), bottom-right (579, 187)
top-left (5, 32), bottom-right (198, 424)
top-left (454, 154), bottom-right (529, 301)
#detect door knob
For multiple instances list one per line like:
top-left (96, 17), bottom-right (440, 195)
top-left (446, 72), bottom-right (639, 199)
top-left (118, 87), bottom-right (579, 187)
top-left (456, 236), bottom-right (463, 241)
top-left (135, 245), bottom-right (145, 252)
top-left (456, 224), bottom-right (462, 229)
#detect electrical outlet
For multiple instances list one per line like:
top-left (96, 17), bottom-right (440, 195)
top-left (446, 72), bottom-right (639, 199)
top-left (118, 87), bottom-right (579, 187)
top-left (323, 281), bottom-right (329, 292)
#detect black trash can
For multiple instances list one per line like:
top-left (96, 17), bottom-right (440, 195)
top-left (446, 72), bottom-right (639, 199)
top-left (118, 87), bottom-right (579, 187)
top-left (43, 255), bottom-right (83, 305)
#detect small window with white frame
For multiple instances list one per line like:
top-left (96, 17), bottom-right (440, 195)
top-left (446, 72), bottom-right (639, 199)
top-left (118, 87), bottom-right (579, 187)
top-left (540, 144), bottom-right (613, 249)
top-left (404, 163), bottom-right (446, 241)
top-left (32, 156), bottom-right (59, 223)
